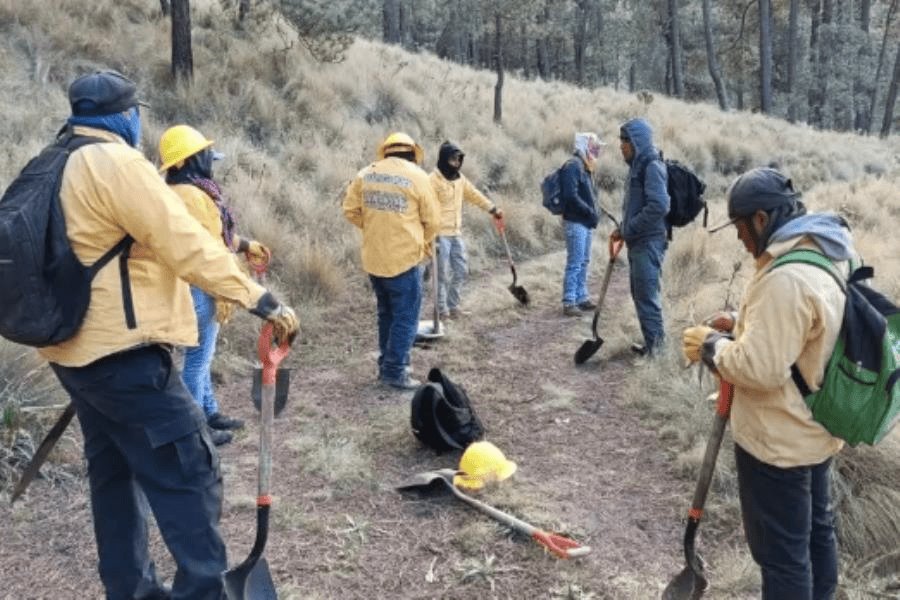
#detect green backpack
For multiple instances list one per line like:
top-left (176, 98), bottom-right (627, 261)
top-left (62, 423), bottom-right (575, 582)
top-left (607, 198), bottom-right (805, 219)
top-left (770, 249), bottom-right (900, 446)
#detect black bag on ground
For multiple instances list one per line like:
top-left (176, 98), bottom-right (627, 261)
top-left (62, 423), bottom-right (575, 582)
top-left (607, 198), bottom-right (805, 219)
top-left (660, 154), bottom-right (707, 239)
top-left (0, 128), bottom-right (133, 346)
top-left (411, 368), bottom-right (485, 452)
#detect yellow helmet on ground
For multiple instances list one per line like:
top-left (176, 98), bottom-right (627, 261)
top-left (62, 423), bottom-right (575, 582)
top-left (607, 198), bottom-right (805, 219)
top-left (377, 131), bottom-right (424, 165)
top-left (453, 441), bottom-right (517, 492)
top-left (158, 124), bottom-right (214, 172)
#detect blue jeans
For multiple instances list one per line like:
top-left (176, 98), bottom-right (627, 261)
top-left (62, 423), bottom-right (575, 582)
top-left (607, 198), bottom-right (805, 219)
top-left (370, 265), bottom-right (422, 383)
top-left (51, 346), bottom-right (226, 600)
top-left (437, 235), bottom-right (467, 313)
top-left (735, 444), bottom-right (838, 600)
top-left (627, 238), bottom-right (666, 351)
top-left (562, 220), bottom-right (593, 306)
top-left (182, 287), bottom-right (220, 418)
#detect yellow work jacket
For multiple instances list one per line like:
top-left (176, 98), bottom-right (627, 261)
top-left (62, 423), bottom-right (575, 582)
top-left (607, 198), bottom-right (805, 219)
top-left (342, 157), bottom-right (439, 277)
top-left (38, 127), bottom-right (266, 367)
top-left (712, 236), bottom-right (846, 467)
top-left (428, 171), bottom-right (494, 236)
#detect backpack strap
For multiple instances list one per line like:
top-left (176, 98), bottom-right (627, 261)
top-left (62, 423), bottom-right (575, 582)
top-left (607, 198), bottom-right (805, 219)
top-left (58, 128), bottom-right (138, 330)
top-left (768, 248), bottom-right (848, 397)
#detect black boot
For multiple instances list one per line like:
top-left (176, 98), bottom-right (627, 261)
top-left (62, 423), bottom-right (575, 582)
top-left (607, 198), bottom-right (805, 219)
top-left (207, 412), bottom-right (245, 430)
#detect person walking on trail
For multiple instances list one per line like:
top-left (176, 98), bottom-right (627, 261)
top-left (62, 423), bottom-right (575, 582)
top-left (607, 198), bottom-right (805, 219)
top-left (682, 167), bottom-right (854, 599)
top-left (560, 132), bottom-right (604, 317)
top-left (40, 70), bottom-right (299, 600)
top-left (343, 132), bottom-right (440, 390)
top-left (429, 141), bottom-right (503, 320)
top-left (611, 118), bottom-right (670, 355)
top-left (159, 124), bottom-right (272, 447)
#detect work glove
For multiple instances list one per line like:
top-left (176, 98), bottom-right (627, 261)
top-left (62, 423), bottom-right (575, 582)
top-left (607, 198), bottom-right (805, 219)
top-left (683, 325), bottom-right (716, 364)
top-left (489, 206), bottom-right (503, 219)
top-left (250, 292), bottom-right (299, 345)
top-left (244, 240), bottom-right (271, 266)
top-left (609, 228), bottom-right (623, 243)
top-left (703, 310), bottom-right (737, 333)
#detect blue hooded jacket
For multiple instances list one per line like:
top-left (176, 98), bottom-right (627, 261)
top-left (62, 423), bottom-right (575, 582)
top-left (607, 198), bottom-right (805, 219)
top-left (620, 118), bottom-right (669, 245)
top-left (559, 156), bottom-right (599, 229)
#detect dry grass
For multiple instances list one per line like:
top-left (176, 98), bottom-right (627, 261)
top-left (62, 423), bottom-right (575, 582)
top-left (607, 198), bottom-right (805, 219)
top-left (0, 0), bottom-right (898, 597)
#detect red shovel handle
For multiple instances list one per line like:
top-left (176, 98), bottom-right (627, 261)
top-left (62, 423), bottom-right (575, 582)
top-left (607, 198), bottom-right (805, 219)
top-left (493, 216), bottom-right (506, 235)
top-left (716, 379), bottom-right (734, 418)
top-left (257, 323), bottom-right (290, 385)
top-left (531, 530), bottom-right (591, 559)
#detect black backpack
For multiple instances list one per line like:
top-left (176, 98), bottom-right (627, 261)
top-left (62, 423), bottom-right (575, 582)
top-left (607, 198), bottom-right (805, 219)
top-left (659, 154), bottom-right (707, 239)
top-left (0, 128), bottom-right (133, 347)
top-left (411, 368), bottom-right (485, 453)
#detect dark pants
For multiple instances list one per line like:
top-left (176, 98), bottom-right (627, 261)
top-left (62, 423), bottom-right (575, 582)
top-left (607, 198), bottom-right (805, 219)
top-left (51, 345), bottom-right (226, 600)
top-left (627, 237), bottom-right (667, 353)
top-left (735, 444), bottom-right (838, 600)
top-left (370, 265), bottom-right (422, 383)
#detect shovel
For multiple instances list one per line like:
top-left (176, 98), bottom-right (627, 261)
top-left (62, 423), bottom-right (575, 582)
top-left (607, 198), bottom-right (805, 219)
top-left (417, 240), bottom-right (445, 341)
top-left (224, 322), bottom-right (290, 600)
top-left (493, 218), bottom-right (529, 306)
top-left (574, 238), bottom-right (623, 364)
top-left (396, 469), bottom-right (590, 559)
top-left (662, 379), bottom-right (734, 600)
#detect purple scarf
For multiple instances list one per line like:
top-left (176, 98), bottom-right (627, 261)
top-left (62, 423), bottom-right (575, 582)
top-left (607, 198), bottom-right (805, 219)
top-left (189, 176), bottom-right (236, 250)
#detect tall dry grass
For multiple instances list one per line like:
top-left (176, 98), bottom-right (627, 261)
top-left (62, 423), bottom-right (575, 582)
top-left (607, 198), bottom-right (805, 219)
top-left (0, 0), bottom-right (898, 593)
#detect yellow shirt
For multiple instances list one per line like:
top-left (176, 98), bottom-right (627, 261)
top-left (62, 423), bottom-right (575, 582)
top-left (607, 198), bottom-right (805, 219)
top-left (428, 171), bottom-right (494, 236)
top-left (342, 157), bottom-right (439, 277)
top-left (713, 237), bottom-right (846, 467)
top-left (39, 126), bottom-right (266, 367)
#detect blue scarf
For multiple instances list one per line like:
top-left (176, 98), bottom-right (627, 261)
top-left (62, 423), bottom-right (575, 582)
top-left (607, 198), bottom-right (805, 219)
top-left (768, 213), bottom-right (855, 261)
top-left (68, 107), bottom-right (142, 147)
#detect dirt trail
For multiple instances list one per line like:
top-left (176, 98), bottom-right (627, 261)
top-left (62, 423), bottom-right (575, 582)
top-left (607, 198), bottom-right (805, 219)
top-left (0, 252), bottom-right (733, 599)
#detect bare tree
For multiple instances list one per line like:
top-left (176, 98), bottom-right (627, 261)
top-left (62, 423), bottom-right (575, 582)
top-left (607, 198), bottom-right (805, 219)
top-left (758, 0), bottom-right (773, 113)
top-left (786, 0), bottom-right (800, 121)
top-left (868, 0), bottom-right (899, 133)
top-left (170, 0), bottom-right (193, 84)
top-left (667, 0), bottom-right (684, 97)
top-left (383, 0), bottom-right (401, 43)
top-left (160, 0), bottom-right (170, 17)
top-left (238, 0), bottom-right (250, 22)
top-left (493, 10), bottom-right (504, 123)
top-left (701, 0), bottom-right (728, 110)
top-left (881, 40), bottom-right (900, 137)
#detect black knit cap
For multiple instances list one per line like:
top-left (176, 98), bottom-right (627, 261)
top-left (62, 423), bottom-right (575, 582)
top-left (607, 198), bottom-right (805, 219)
top-left (68, 70), bottom-right (144, 116)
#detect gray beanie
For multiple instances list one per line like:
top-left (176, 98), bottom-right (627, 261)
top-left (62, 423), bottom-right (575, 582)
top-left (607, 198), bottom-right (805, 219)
top-left (709, 167), bottom-right (801, 232)
top-left (68, 70), bottom-right (143, 116)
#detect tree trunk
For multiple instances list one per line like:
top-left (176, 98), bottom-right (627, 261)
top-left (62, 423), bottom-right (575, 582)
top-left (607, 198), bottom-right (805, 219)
top-left (160, 0), bottom-right (170, 17)
top-left (786, 0), bottom-right (800, 121)
top-left (171, 0), bottom-right (193, 84)
top-left (493, 11), bottom-right (504, 124)
top-left (759, 0), bottom-right (774, 113)
top-left (867, 0), bottom-right (898, 133)
top-left (573, 1), bottom-right (589, 85)
top-left (238, 0), bottom-right (250, 22)
top-left (701, 0), bottom-right (728, 110)
top-left (521, 22), bottom-right (529, 79)
top-left (881, 40), bottom-right (900, 137)
top-left (668, 0), bottom-right (684, 97)
top-left (860, 0), bottom-right (871, 32)
top-left (383, 0), bottom-right (401, 43)
top-left (807, 0), bottom-right (822, 125)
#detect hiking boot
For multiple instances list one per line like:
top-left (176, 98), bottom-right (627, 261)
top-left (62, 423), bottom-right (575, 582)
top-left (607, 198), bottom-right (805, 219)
top-left (577, 300), bottom-right (597, 311)
top-left (207, 412), bottom-right (245, 431)
top-left (381, 375), bottom-right (422, 391)
top-left (209, 428), bottom-right (233, 446)
top-left (563, 305), bottom-right (580, 317)
top-left (630, 343), bottom-right (648, 357)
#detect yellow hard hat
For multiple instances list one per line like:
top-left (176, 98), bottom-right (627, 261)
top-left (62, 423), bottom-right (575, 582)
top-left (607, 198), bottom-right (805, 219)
top-left (377, 131), bottom-right (424, 165)
top-left (158, 124), bottom-right (214, 172)
top-left (453, 441), bottom-right (517, 492)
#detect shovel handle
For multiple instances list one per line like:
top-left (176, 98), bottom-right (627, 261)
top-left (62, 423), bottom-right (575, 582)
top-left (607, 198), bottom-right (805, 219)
top-left (608, 238), bottom-right (623, 261)
top-left (532, 530), bottom-right (592, 559)
top-left (248, 251), bottom-right (270, 283)
top-left (257, 323), bottom-right (290, 385)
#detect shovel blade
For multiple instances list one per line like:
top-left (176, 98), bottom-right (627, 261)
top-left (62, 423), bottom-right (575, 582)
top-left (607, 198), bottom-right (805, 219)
top-left (662, 565), bottom-right (708, 600)
top-left (251, 369), bottom-right (290, 416)
top-left (574, 338), bottom-right (604, 365)
top-left (509, 284), bottom-right (529, 306)
top-left (224, 556), bottom-right (277, 600)
top-left (395, 469), bottom-right (457, 492)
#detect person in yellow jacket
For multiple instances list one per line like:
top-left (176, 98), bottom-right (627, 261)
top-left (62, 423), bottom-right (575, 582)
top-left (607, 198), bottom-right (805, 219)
top-left (159, 124), bottom-right (271, 446)
top-left (683, 168), bottom-right (852, 599)
top-left (40, 70), bottom-right (298, 600)
top-left (429, 141), bottom-right (502, 319)
top-left (342, 132), bottom-right (439, 390)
